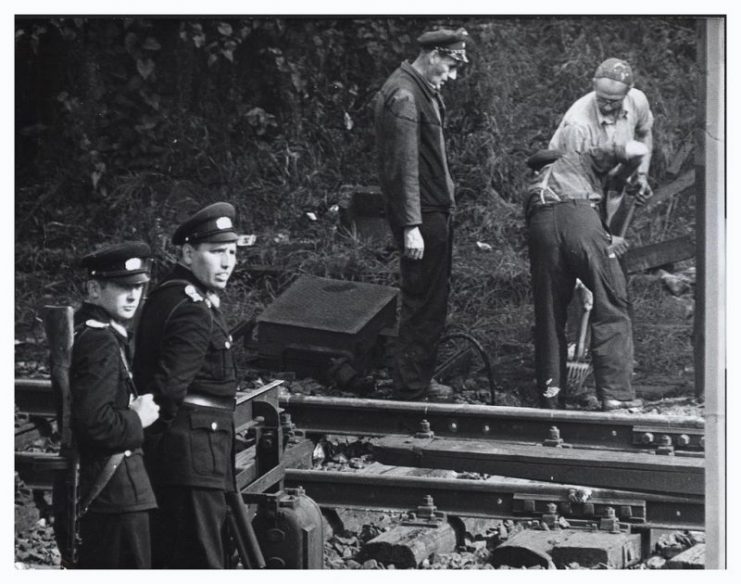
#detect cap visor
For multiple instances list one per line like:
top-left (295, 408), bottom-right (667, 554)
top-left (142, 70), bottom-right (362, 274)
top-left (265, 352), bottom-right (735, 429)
top-left (193, 231), bottom-right (239, 244)
top-left (110, 272), bottom-right (151, 285)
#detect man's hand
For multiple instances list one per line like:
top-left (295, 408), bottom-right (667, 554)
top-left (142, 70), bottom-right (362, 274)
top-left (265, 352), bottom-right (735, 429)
top-left (632, 173), bottom-right (653, 206)
top-left (403, 226), bottom-right (425, 260)
top-left (607, 235), bottom-right (630, 258)
top-left (130, 393), bottom-right (160, 428)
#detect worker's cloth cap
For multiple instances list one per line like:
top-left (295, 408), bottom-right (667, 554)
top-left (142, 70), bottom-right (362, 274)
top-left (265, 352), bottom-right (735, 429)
top-left (172, 202), bottom-right (239, 245)
top-left (526, 149), bottom-right (564, 172)
top-left (417, 28), bottom-right (470, 63)
top-left (81, 241), bottom-right (152, 284)
top-left (594, 58), bottom-right (633, 86)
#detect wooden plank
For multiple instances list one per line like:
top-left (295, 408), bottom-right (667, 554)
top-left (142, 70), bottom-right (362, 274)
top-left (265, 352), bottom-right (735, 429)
top-left (667, 140), bottom-right (694, 177)
top-left (362, 522), bottom-right (458, 568)
top-left (624, 235), bottom-right (695, 274)
top-left (646, 170), bottom-right (695, 208)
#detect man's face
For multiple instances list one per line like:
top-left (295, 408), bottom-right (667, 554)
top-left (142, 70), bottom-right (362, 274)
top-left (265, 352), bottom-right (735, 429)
top-left (593, 77), bottom-right (630, 117)
top-left (426, 53), bottom-right (460, 89)
top-left (95, 281), bottom-right (145, 321)
top-left (185, 241), bottom-right (237, 291)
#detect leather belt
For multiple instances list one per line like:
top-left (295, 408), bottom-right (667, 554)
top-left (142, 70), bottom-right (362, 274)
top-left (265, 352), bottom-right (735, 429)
top-left (183, 392), bottom-right (235, 410)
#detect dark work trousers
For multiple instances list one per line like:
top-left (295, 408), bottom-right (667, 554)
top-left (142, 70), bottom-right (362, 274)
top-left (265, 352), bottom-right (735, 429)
top-left (527, 200), bottom-right (634, 402)
top-left (393, 211), bottom-right (453, 396)
top-left (150, 485), bottom-right (229, 569)
top-left (78, 511), bottom-right (151, 569)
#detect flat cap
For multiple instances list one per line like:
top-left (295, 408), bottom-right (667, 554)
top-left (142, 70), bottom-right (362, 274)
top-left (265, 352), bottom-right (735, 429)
top-left (172, 202), bottom-right (239, 246)
top-left (81, 241), bottom-right (151, 284)
top-left (526, 149), bottom-right (564, 172)
top-left (594, 58), bottom-right (633, 86)
top-left (417, 27), bottom-right (470, 63)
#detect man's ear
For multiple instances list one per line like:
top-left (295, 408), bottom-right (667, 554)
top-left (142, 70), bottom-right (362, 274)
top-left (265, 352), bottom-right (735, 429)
top-left (182, 243), bottom-right (194, 266)
top-left (87, 279), bottom-right (101, 300)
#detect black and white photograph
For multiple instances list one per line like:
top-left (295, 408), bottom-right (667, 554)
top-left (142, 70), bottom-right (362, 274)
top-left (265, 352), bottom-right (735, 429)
top-left (11, 6), bottom-right (729, 571)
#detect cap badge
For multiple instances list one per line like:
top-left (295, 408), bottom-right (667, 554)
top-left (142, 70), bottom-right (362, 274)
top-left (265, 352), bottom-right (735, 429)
top-left (125, 258), bottom-right (142, 271)
top-left (216, 217), bottom-right (233, 230)
top-left (184, 284), bottom-right (204, 302)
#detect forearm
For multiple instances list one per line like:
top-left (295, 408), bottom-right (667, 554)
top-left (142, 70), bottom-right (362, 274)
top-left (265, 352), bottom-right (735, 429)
top-left (636, 130), bottom-right (653, 175)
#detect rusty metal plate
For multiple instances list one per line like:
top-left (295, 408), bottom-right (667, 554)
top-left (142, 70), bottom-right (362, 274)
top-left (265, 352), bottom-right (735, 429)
top-left (256, 275), bottom-right (398, 374)
top-left (258, 275), bottom-right (397, 334)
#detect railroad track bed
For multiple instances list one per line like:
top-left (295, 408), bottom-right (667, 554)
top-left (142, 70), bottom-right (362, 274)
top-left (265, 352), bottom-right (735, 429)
top-left (15, 378), bottom-right (707, 569)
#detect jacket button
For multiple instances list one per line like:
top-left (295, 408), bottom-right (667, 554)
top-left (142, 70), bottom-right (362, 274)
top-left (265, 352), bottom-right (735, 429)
top-left (124, 450), bottom-right (132, 457)
top-left (225, 341), bottom-right (231, 349)
top-left (211, 422), bottom-right (218, 431)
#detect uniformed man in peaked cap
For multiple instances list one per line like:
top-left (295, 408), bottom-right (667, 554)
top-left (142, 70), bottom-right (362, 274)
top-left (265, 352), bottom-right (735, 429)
top-left (133, 202), bottom-right (240, 568)
top-left (374, 27), bottom-right (470, 401)
top-left (70, 241), bottom-right (160, 568)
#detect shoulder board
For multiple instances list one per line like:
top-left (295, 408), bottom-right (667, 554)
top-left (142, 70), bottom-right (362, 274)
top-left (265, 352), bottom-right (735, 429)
top-left (184, 284), bottom-right (204, 303)
top-left (85, 319), bottom-right (110, 329)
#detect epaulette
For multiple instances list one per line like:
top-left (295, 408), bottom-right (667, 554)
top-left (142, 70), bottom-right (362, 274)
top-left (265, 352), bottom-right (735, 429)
top-left (184, 284), bottom-right (204, 303)
top-left (85, 319), bottom-right (110, 329)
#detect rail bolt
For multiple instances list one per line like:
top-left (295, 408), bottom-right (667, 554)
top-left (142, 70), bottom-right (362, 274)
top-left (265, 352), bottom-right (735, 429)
top-left (641, 432), bottom-right (654, 444)
top-left (482, 424), bottom-right (491, 435)
top-left (546, 503), bottom-right (557, 514)
top-left (543, 425), bottom-right (564, 447)
top-left (448, 421), bottom-right (458, 433)
top-left (676, 434), bottom-right (691, 447)
top-left (604, 506), bottom-right (616, 519)
top-left (415, 419), bottom-right (434, 439)
top-left (656, 434), bottom-right (675, 455)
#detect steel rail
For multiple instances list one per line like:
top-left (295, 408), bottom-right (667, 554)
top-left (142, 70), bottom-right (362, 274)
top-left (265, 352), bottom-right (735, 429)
top-left (15, 379), bottom-right (706, 453)
top-left (284, 469), bottom-right (704, 531)
top-left (278, 394), bottom-right (704, 453)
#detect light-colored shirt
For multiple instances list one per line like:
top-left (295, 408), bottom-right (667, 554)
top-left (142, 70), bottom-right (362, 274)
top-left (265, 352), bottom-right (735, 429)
top-left (549, 88), bottom-right (653, 174)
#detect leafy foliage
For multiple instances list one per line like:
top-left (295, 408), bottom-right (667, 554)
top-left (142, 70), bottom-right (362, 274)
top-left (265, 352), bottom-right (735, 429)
top-left (15, 16), bottom-right (700, 372)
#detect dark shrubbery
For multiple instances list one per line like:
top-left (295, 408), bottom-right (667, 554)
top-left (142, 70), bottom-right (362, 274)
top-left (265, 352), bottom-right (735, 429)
top-left (15, 16), bottom-right (699, 362)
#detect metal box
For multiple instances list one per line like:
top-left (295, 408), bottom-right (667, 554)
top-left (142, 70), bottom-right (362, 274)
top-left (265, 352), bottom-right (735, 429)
top-left (256, 275), bottom-right (398, 377)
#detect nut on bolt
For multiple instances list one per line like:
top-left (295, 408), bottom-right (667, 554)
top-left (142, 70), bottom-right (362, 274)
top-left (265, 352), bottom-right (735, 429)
top-left (656, 434), bottom-right (675, 455)
top-left (415, 419), bottom-right (434, 439)
top-left (676, 434), bottom-right (691, 447)
top-left (640, 432), bottom-right (654, 444)
top-left (543, 425), bottom-right (564, 447)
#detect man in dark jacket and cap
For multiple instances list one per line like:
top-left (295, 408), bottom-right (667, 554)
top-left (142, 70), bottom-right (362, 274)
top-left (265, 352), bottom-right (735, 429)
top-left (71, 241), bottom-right (160, 568)
top-left (374, 27), bottom-right (469, 400)
top-left (134, 202), bottom-right (241, 568)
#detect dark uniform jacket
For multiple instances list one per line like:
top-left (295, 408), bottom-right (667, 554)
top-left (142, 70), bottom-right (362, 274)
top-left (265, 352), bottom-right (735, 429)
top-left (70, 303), bottom-right (157, 513)
top-left (374, 61), bottom-right (455, 234)
top-left (133, 264), bottom-right (237, 491)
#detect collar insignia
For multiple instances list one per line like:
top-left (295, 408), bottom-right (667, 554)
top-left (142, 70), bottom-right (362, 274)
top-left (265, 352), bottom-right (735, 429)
top-left (184, 284), bottom-right (204, 302)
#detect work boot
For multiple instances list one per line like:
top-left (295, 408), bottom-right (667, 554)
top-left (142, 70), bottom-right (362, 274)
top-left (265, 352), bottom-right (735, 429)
top-left (602, 398), bottom-right (643, 411)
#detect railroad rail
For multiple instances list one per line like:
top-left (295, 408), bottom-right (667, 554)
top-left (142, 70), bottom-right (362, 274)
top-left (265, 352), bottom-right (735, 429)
top-left (284, 469), bottom-right (704, 531)
top-left (15, 378), bottom-right (706, 529)
top-left (279, 394), bottom-right (705, 452)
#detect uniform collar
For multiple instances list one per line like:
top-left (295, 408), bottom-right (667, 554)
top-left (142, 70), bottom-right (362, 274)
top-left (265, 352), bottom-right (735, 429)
top-left (76, 303), bottom-right (129, 338)
top-left (401, 61), bottom-right (438, 100)
top-left (171, 263), bottom-right (221, 308)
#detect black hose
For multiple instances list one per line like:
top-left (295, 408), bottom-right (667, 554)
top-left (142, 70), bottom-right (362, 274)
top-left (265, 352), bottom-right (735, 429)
top-left (436, 331), bottom-right (497, 405)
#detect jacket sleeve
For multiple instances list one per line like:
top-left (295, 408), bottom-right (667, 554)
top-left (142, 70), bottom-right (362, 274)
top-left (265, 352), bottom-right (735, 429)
top-left (144, 300), bottom-right (212, 423)
top-left (71, 330), bottom-right (144, 452)
top-left (382, 88), bottom-right (422, 227)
